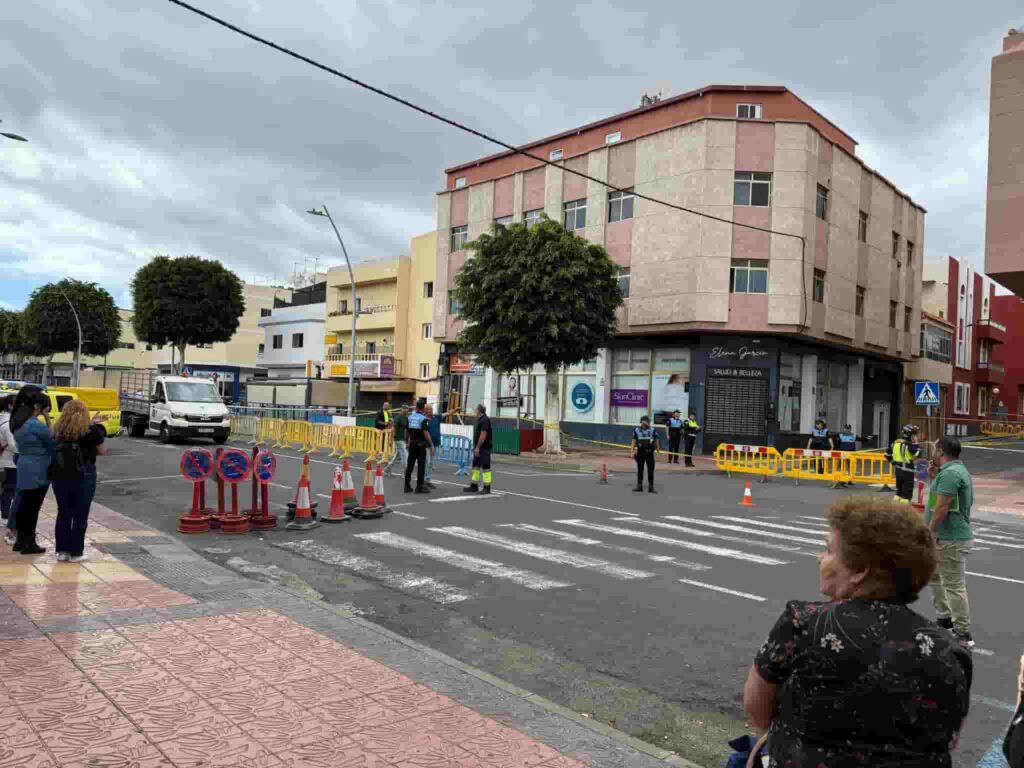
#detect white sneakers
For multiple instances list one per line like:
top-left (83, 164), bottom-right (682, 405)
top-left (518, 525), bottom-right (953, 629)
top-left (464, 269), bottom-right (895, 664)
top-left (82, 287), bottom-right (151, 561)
top-left (3, 532), bottom-right (15, 546)
top-left (56, 553), bottom-right (69, 562)
top-left (56, 553), bottom-right (86, 563)
top-left (68, 555), bottom-right (87, 563)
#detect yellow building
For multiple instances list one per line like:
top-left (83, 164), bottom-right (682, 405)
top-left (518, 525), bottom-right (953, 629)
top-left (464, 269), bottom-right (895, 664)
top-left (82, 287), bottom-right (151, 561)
top-left (323, 233), bottom-right (440, 404)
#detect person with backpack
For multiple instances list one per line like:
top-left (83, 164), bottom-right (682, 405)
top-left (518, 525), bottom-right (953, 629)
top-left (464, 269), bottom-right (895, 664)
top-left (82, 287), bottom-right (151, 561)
top-left (51, 399), bottom-right (108, 563)
top-left (0, 394), bottom-right (17, 529)
top-left (9, 386), bottom-right (54, 555)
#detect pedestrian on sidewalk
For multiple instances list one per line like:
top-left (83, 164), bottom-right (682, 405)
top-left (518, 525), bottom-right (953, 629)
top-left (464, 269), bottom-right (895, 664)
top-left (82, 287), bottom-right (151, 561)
top-left (666, 410), bottom-right (682, 464)
top-left (464, 404), bottom-right (493, 494)
top-left (0, 395), bottom-right (17, 530)
top-left (403, 399), bottom-right (433, 494)
top-left (385, 405), bottom-right (409, 476)
top-left (744, 496), bottom-right (971, 767)
top-left (51, 400), bottom-right (108, 563)
top-left (423, 403), bottom-right (441, 489)
top-left (631, 415), bottom-right (659, 493)
top-left (682, 410), bottom-right (701, 468)
top-left (925, 436), bottom-right (975, 650)
top-left (9, 386), bottom-right (54, 555)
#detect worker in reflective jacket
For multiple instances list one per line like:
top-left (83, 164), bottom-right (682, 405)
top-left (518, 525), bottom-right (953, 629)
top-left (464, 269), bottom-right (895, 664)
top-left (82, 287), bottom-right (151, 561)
top-left (888, 424), bottom-right (920, 504)
top-left (631, 415), bottom-right (660, 493)
top-left (682, 411), bottom-right (701, 468)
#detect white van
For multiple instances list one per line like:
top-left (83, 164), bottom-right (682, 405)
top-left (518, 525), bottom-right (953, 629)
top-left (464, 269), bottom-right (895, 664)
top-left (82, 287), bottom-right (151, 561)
top-left (119, 370), bottom-right (231, 444)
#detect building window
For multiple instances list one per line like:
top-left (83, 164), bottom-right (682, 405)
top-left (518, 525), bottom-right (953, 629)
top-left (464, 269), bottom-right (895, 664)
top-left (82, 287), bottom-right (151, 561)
top-left (258, 343), bottom-right (265, 354)
top-left (605, 131), bottom-right (622, 144)
top-left (549, 149), bottom-right (563, 161)
top-left (419, 363), bottom-right (430, 379)
top-left (979, 388), bottom-right (990, 417)
top-left (354, 297), bottom-right (362, 313)
top-left (338, 299), bottom-right (348, 314)
top-left (494, 215), bottom-right (513, 227)
top-left (778, 353), bottom-right (802, 433)
top-left (904, 307), bottom-right (912, 332)
top-left (855, 286), bottom-right (865, 317)
top-left (892, 232), bottom-right (900, 262)
top-left (524, 209), bottom-right (543, 227)
top-left (813, 270), bottom-right (825, 303)
top-left (954, 382), bottom-right (971, 415)
top-left (815, 185), bottom-right (829, 220)
top-left (611, 347), bottom-right (651, 424)
top-left (979, 339), bottom-right (991, 364)
top-left (729, 259), bottom-right (769, 294)
top-left (733, 172), bottom-right (772, 207)
top-left (858, 211), bottom-right (868, 243)
top-left (423, 282), bottom-right (433, 299)
top-left (272, 335), bottom-right (283, 350)
top-left (920, 324), bottom-right (953, 363)
top-left (448, 294), bottom-right (462, 316)
top-left (617, 267), bottom-right (631, 298)
top-left (145, 344), bottom-right (153, 351)
top-left (260, 308), bottom-right (272, 317)
top-left (450, 225), bottom-right (469, 251)
top-left (118, 342), bottom-right (136, 350)
top-left (564, 199), bottom-right (587, 231)
top-left (608, 190), bottom-right (634, 222)
top-left (365, 341), bottom-right (376, 354)
top-left (889, 301), bottom-right (898, 328)
top-left (906, 240), bottom-right (914, 266)
top-left (454, 177), bottom-right (466, 189)
top-left (815, 360), bottom-right (849, 430)
top-left (292, 333), bottom-right (304, 349)
top-left (196, 343), bottom-right (213, 349)
top-left (422, 323), bottom-right (432, 340)
top-left (736, 103), bottom-right (763, 119)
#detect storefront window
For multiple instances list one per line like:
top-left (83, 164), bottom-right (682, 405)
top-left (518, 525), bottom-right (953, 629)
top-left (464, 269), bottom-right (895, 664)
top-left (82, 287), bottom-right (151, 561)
top-left (778, 353), bottom-right (802, 432)
top-left (815, 359), bottom-right (848, 431)
top-left (612, 348), bottom-right (651, 424)
top-left (651, 348), bottom-right (690, 424)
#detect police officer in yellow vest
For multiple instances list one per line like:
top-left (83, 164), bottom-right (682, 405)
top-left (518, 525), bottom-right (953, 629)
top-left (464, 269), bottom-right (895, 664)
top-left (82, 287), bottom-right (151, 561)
top-left (888, 424), bottom-right (920, 504)
top-left (682, 411), bottom-right (701, 468)
top-left (631, 415), bottom-right (660, 493)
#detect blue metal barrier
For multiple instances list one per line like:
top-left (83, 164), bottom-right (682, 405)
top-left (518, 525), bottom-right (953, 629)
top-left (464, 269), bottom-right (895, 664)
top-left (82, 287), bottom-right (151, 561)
top-left (437, 435), bottom-right (472, 476)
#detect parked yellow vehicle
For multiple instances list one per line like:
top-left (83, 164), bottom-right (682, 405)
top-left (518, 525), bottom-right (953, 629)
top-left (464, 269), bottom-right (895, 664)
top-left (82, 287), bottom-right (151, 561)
top-left (0, 384), bottom-right (121, 435)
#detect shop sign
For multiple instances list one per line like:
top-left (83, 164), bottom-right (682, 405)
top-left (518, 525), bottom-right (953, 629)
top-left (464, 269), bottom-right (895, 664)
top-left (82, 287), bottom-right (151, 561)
top-left (330, 363), bottom-right (348, 377)
top-left (708, 367), bottom-right (766, 378)
top-left (498, 396), bottom-right (520, 408)
top-left (379, 355), bottom-right (396, 377)
top-left (353, 359), bottom-right (380, 378)
top-left (571, 382), bottom-right (595, 413)
top-left (450, 355), bottom-right (483, 374)
top-left (708, 345), bottom-right (769, 362)
top-left (611, 389), bottom-right (648, 407)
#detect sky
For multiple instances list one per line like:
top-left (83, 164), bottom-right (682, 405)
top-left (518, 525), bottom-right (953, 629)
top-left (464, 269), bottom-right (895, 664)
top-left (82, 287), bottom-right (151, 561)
top-left (0, 0), bottom-right (1020, 310)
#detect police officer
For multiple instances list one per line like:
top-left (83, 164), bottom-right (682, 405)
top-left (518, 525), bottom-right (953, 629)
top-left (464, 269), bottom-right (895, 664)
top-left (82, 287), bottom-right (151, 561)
top-left (807, 418), bottom-right (833, 474)
top-left (888, 424), bottom-right (920, 504)
top-left (403, 399), bottom-right (433, 494)
top-left (463, 404), bottom-right (493, 494)
top-left (666, 410), bottom-right (683, 464)
top-left (835, 423), bottom-right (861, 487)
top-left (631, 415), bottom-right (660, 493)
top-left (682, 411), bottom-right (701, 468)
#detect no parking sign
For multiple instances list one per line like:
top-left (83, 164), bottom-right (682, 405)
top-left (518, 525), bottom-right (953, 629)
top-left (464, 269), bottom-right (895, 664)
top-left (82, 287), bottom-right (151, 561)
top-left (216, 448), bottom-right (252, 484)
top-left (180, 449), bottom-right (214, 483)
top-left (254, 451), bottom-right (277, 484)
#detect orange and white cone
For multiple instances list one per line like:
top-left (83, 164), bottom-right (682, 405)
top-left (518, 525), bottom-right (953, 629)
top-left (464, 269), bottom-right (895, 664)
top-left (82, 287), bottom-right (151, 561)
top-left (340, 457), bottom-right (357, 510)
top-left (286, 459), bottom-right (319, 530)
top-left (374, 462), bottom-right (391, 514)
top-left (353, 459), bottom-right (382, 519)
top-left (323, 467), bottom-right (351, 523)
top-left (598, 463), bottom-right (608, 485)
top-left (739, 480), bottom-right (756, 508)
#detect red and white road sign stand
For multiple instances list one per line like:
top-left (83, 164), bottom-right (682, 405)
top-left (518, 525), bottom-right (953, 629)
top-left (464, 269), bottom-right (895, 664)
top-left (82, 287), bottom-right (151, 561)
top-left (216, 448), bottom-right (252, 535)
top-left (250, 448), bottom-right (279, 530)
top-left (178, 449), bottom-right (214, 534)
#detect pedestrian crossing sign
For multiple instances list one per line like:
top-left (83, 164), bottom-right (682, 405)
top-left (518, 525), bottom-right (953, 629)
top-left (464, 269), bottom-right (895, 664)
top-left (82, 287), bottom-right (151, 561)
top-left (914, 381), bottom-right (940, 406)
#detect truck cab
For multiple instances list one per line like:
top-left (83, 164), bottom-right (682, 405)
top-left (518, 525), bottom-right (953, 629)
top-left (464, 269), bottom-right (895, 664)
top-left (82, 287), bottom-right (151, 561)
top-left (120, 371), bottom-right (230, 444)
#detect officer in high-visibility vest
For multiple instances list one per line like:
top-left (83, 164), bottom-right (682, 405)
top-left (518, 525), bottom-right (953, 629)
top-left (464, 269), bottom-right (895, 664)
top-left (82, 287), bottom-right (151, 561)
top-left (807, 418), bottom-right (833, 474)
top-left (631, 415), bottom-right (660, 493)
top-left (682, 411), bottom-right (701, 468)
top-left (888, 424), bottom-right (920, 504)
top-left (666, 410), bottom-right (683, 464)
top-left (404, 399), bottom-right (433, 494)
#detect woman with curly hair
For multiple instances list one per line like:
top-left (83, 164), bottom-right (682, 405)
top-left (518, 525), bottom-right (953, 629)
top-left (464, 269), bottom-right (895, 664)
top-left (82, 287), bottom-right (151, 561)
top-left (744, 497), bottom-right (973, 767)
top-left (51, 399), bottom-right (107, 563)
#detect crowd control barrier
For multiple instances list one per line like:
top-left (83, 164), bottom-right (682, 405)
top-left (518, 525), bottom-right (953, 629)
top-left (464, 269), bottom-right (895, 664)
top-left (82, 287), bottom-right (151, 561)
top-left (280, 420), bottom-right (313, 452)
top-left (842, 451), bottom-right (895, 487)
top-left (714, 444), bottom-right (782, 482)
top-left (980, 421), bottom-right (1024, 438)
top-left (230, 414), bottom-right (259, 441)
top-left (437, 435), bottom-right (472, 475)
top-left (253, 418), bottom-right (285, 447)
top-left (781, 448), bottom-right (846, 486)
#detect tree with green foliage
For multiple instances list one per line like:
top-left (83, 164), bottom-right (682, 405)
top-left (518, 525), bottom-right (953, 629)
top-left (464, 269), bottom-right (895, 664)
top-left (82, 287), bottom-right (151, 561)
top-left (452, 216), bottom-right (623, 453)
top-left (0, 309), bottom-right (32, 379)
top-left (21, 280), bottom-right (121, 382)
top-left (131, 255), bottom-right (245, 372)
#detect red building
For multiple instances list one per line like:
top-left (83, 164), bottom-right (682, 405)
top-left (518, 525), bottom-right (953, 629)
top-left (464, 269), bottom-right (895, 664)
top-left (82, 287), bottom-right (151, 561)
top-left (992, 293), bottom-right (1024, 420)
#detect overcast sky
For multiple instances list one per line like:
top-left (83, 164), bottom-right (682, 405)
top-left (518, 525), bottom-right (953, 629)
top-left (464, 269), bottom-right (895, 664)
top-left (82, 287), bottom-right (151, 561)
top-left (0, 0), bottom-right (1019, 310)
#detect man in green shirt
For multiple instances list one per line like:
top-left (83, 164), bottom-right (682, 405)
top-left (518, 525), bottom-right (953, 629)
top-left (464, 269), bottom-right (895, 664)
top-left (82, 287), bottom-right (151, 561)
top-left (384, 405), bottom-right (409, 476)
top-left (924, 436), bottom-right (975, 649)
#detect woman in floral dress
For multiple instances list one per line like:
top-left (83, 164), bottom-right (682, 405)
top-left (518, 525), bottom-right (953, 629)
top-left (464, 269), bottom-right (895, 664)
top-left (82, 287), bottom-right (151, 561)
top-left (743, 497), bottom-right (972, 767)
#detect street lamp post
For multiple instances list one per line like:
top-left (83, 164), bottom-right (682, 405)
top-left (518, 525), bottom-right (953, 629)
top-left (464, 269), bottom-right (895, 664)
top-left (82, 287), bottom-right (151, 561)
top-left (307, 206), bottom-right (357, 417)
top-left (58, 287), bottom-right (83, 387)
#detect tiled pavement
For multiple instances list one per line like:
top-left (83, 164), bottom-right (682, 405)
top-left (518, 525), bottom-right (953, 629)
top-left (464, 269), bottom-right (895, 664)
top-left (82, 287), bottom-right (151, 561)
top-left (0, 500), bottom-right (695, 768)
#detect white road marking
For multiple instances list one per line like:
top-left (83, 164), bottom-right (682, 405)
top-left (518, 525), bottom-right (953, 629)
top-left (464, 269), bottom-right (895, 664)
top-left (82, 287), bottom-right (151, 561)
top-left (501, 471), bottom-right (593, 477)
top-left (610, 518), bottom-right (817, 558)
top-left (432, 480), bottom-right (637, 517)
top-left (269, 482), bottom-right (292, 490)
top-left (962, 444), bottom-right (1024, 453)
top-left (678, 579), bottom-right (766, 602)
top-left (967, 571), bottom-right (1024, 586)
top-left (972, 537), bottom-right (1024, 550)
top-left (429, 527), bottom-right (654, 580)
top-left (973, 648), bottom-right (995, 657)
top-left (553, 520), bottom-right (788, 566)
top-left (273, 540), bottom-right (473, 605)
top-left (355, 532), bottom-right (573, 590)
top-left (391, 510), bottom-right (426, 520)
top-left (497, 523), bottom-right (712, 571)
top-left (99, 475), bottom-right (183, 484)
top-left (429, 494), bottom-right (501, 504)
top-left (657, 516), bottom-right (825, 548)
top-left (712, 516), bottom-right (829, 540)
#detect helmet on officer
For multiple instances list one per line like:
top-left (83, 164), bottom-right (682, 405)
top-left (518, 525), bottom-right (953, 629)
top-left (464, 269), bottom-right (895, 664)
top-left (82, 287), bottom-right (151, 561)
top-left (640, 415), bottom-right (650, 425)
top-left (901, 424), bottom-right (918, 439)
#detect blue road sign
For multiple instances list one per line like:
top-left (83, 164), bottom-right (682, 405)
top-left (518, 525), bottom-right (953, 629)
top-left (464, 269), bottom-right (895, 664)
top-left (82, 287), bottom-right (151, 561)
top-left (571, 382), bottom-right (594, 413)
top-left (914, 381), bottom-right (940, 407)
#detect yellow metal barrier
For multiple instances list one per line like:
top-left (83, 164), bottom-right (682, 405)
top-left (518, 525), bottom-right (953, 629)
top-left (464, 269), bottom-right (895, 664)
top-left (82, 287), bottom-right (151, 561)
top-left (714, 443), bottom-right (781, 482)
top-left (780, 448), bottom-right (847, 486)
top-left (843, 451), bottom-right (895, 486)
top-left (246, 418), bottom-right (395, 459)
top-left (280, 420), bottom-right (313, 452)
top-left (230, 414), bottom-right (258, 442)
top-left (348, 426), bottom-right (394, 460)
top-left (309, 422), bottom-right (343, 455)
top-left (980, 421), bottom-right (1024, 438)
top-left (255, 418), bottom-right (285, 447)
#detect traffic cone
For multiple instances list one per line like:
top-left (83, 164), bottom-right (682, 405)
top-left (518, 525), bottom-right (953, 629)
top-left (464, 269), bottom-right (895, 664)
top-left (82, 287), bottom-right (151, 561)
top-left (323, 467), bottom-right (350, 523)
top-left (286, 454), bottom-right (318, 521)
top-left (340, 457), bottom-right (357, 510)
top-left (739, 480), bottom-right (756, 508)
top-left (598, 463), bottom-right (608, 485)
top-left (912, 478), bottom-right (927, 510)
top-left (286, 461), bottom-right (318, 530)
top-left (353, 459), bottom-right (383, 519)
top-left (374, 462), bottom-right (392, 514)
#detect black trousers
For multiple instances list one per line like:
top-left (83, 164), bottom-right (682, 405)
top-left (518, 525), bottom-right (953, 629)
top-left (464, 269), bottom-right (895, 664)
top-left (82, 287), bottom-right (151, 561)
top-left (667, 430), bottom-right (681, 463)
top-left (635, 452), bottom-right (655, 488)
top-left (683, 435), bottom-right (697, 467)
top-left (405, 442), bottom-right (426, 489)
top-left (15, 485), bottom-right (48, 542)
top-left (895, 467), bottom-right (915, 500)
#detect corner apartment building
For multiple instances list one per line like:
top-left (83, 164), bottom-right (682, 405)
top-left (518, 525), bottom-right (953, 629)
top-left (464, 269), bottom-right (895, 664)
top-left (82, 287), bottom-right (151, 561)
top-left (433, 85), bottom-right (924, 451)
top-left (257, 282), bottom-right (327, 379)
top-left (905, 257), bottom-right (1007, 437)
top-left (322, 234), bottom-right (440, 408)
top-left (985, 28), bottom-right (1024, 296)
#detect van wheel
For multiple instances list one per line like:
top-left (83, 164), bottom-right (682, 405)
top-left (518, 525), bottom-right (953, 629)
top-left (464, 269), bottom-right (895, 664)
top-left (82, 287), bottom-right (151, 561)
top-left (129, 417), bottom-right (146, 438)
top-left (159, 423), bottom-right (171, 444)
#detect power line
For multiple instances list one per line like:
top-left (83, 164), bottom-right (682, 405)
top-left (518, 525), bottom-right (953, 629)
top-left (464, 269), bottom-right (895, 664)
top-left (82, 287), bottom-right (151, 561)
top-left (163, 0), bottom-right (809, 327)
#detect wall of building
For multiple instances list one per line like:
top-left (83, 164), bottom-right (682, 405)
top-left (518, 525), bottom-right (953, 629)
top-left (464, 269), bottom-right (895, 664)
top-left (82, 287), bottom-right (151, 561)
top-left (258, 303), bottom-right (325, 377)
top-left (408, 232), bottom-right (441, 400)
top-left (993, 294), bottom-right (1024, 417)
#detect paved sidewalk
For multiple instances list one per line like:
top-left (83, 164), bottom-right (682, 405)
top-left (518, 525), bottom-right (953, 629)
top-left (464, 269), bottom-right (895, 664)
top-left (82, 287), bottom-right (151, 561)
top-left (0, 499), bottom-right (699, 768)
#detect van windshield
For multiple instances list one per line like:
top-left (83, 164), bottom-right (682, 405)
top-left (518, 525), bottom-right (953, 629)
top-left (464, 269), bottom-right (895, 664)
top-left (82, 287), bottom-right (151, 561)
top-left (165, 382), bottom-right (222, 403)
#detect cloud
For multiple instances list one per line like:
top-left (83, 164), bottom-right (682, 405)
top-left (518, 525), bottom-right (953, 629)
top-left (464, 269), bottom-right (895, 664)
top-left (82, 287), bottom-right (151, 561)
top-left (0, 0), bottom-right (1020, 309)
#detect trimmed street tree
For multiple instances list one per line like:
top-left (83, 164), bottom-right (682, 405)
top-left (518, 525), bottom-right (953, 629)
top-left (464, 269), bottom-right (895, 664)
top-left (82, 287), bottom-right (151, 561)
top-left (452, 216), bottom-right (623, 453)
top-left (21, 280), bottom-right (121, 383)
top-left (0, 309), bottom-right (32, 379)
top-left (131, 255), bottom-right (245, 372)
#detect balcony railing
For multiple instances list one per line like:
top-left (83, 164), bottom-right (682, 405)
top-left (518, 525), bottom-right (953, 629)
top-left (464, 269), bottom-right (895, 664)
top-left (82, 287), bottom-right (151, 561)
top-left (328, 303), bottom-right (397, 318)
top-left (324, 346), bottom-right (394, 359)
top-left (977, 361), bottom-right (1005, 374)
top-left (974, 318), bottom-right (1008, 345)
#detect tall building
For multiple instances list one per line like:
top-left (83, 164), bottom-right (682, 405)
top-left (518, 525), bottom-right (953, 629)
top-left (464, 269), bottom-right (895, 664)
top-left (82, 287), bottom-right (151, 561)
top-left (985, 28), bottom-right (1024, 296)
top-left (432, 85), bottom-right (924, 451)
top-left (992, 293), bottom-right (1024, 419)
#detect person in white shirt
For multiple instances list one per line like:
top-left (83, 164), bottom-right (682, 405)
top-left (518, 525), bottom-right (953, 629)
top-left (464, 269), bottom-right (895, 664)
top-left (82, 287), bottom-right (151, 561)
top-left (0, 394), bottom-right (18, 535)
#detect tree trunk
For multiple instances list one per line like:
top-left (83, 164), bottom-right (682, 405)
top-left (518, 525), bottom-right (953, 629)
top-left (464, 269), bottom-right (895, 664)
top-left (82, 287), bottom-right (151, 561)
top-left (542, 366), bottom-right (563, 454)
top-left (177, 342), bottom-right (187, 375)
top-left (42, 355), bottom-right (53, 386)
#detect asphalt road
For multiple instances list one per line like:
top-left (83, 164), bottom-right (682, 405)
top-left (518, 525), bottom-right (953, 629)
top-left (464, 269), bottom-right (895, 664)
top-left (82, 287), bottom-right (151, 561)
top-left (92, 434), bottom-right (1024, 768)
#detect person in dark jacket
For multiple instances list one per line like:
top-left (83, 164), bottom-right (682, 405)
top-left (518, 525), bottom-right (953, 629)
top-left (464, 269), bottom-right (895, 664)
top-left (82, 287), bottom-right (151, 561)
top-left (9, 386), bottom-right (54, 555)
top-left (51, 399), bottom-right (108, 562)
top-left (666, 411), bottom-right (683, 464)
top-left (631, 415), bottom-right (660, 493)
top-left (1005, 654), bottom-right (1024, 767)
top-left (0, 394), bottom-right (17, 531)
top-left (682, 411), bottom-right (701, 468)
